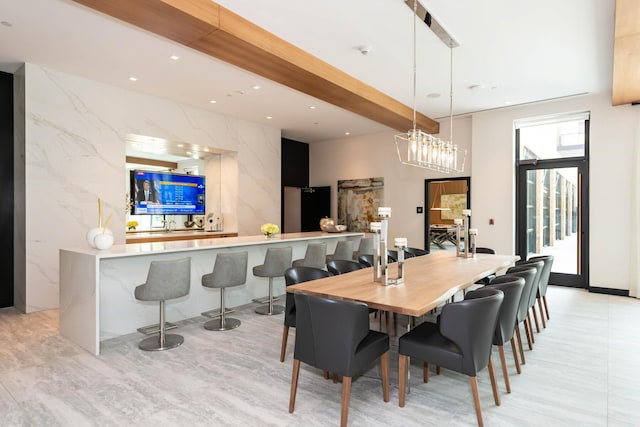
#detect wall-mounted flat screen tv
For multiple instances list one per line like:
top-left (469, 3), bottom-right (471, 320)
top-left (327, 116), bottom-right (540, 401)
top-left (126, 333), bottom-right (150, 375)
top-left (130, 170), bottom-right (206, 215)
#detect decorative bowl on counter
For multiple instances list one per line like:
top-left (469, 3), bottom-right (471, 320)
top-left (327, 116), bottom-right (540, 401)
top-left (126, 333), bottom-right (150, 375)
top-left (320, 217), bottom-right (346, 233)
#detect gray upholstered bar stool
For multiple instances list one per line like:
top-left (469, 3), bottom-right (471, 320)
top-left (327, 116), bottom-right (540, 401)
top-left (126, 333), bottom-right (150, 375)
top-left (252, 246), bottom-right (292, 315)
top-left (201, 251), bottom-right (248, 331)
top-left (292, 242), bottom-right (327, 269)
top-left (354, 237), bottom-right (374, 260)
top-left (325, 240), bottom-right (354, 263)
top-left (134, 257), bottom-right (191, 351)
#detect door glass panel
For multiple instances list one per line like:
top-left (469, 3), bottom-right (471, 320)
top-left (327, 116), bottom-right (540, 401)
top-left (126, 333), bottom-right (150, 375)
top-left (525, 167), bottom-right (579, 274)
top-left (519, 119), bottom-right (585, 160)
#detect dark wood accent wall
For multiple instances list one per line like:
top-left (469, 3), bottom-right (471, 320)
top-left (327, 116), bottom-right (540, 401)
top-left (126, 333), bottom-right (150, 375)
top-left (281, 138), bottom-right (309, 187)
top-left (0, 71), bottom-right (14, 308)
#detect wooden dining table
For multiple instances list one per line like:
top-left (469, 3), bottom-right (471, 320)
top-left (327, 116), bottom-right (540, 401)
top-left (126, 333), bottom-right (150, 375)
top-left (287, 251), bottom-right (520, 317)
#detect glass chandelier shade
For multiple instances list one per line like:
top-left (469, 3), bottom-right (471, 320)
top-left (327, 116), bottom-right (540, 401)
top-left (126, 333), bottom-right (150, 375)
top-left (395, 129), bottom-right (466, 173)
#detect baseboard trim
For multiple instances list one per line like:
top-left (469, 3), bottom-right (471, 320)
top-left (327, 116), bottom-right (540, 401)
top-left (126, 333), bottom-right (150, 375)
top-left (588, 287), bottom-right (629, 297)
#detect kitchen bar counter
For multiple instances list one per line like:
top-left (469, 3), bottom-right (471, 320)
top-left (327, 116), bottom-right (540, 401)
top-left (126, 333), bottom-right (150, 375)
top-left (59, 231), bottom-right (364, 355)
top-left (125, 229), bottom-right (238, 243)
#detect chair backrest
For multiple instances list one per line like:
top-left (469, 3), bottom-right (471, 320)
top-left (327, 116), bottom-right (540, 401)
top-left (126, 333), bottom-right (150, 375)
top-left (504, 265), bottom-right (538, 323)
top-left (300, 243), bottom-right (327, 269)
top-left (485, 275), bottom-right (525, 345)
top-left (294, 293), bottom-right (372, 376)
top-left (358, 254), bottom-right (373, 267)
top-left (260, 247), bottom-right (293, 277)
top-left (440, 287), bottom-right (503, 376)
top-left (331, 240), bottom-right (355, 261)
top-left (475, 247), bottom-right (496, 254)
top-left (136, 257), bottom-right (191, 301)
top-left (202, 252), bottom-right (248, 288)
top-left (327, 259), bottom-right (365, 275)
top-left (515, 259), bottom-right (544, 309)
top-left (284, 267), bottom-right (332, 327)
top-left (527, 255), bottom-right (554, 297)
top-left (355, 238), bottom-right (374, 258)
top-left (404, 247), bottom-right (428, 257)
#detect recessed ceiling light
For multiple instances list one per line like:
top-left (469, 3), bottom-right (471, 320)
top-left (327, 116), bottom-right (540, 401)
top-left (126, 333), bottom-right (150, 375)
top-left (186, 151), bottom-right (192, 155)
top-left (170, 55), bottom-right (180, 60)
top-left (203, 148), bottom-right (210, 152)
top-left (505, 101), bottom-right (512, 105)
top-left (209, 99), bottom-right (217, 104)
top-left (129, 76), bottom-right (138, 82)
top-left (427, 93), bottom-right (441, 98)
top-left (345, 132), bottom-right (351, 135)
top-left (266, 116), bottom-right (273, 120)
top-left (177, 144), bottom-right (184, 148)
top-left (252, 85), bottom-right (261, 90)
top-left (309, 106), bottom-right (317, 110)
top-left (1, 21), bottom-right (12, 27)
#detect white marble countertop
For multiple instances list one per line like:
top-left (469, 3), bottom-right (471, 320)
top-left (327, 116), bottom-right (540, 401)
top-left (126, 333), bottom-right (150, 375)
top-left (62, 231), bottom-right (364, 260)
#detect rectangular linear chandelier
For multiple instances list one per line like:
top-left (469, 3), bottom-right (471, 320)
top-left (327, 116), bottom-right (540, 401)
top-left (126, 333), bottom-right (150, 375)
top-left (395, 0), bottom-right (466, 174)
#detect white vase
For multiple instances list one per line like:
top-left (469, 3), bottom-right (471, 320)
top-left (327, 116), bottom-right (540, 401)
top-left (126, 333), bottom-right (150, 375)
top-left (93, 233), bottom-right (114, 250)
top-left (87, 227), bottom-right (113, 248)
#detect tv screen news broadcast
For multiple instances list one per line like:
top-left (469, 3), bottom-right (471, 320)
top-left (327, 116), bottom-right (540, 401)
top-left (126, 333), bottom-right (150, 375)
top-left (130, 170), bottom-right (206, 215)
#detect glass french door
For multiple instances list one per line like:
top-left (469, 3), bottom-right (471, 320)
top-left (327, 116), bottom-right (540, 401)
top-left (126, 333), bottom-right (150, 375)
top-left (515, 116), bottom-right (589, 288)
top-left (517, 165), bottom-right (588, 287)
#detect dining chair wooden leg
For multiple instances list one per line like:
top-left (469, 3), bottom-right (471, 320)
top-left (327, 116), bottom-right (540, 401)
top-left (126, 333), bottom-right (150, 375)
top-left (280, 325), bottom-right (289, 363)
top-left (289, 359), bottom-right (301, 413)
top-left (323, 371), bottom-right (330, 379)
top-left (399, 355), bottom-right (408, 407)
top-left (340, 376), bottom-right (352, 427)
top-left (436, 366), bottom-right (441, 375)
top-left (333, 373), bottom-right (339, 383)
top-left (488, 356), bottom-right (500, 406)
top-left (497, 345), bottom-right (511, 393)
top-left (510, 337), bottom-right (522, 374)
top-left (537, 298), bottom-right (547, 328)
top-left (543, 295), bottom-right (550, 320)
top-left (524, 317), bottom-right (534, 350)
top-left (423, 362), bottom-right (429, 383)
top-left (532, 305), bottom-right (541, 333)
top-left (515, 325), bottom-right (526, 365)
top-left (469, 376), bottom-right (484, 427)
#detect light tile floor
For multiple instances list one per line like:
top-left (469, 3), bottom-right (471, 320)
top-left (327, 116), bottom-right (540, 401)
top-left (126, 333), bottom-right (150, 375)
top-left (0, 286), bottom-right (638, 426)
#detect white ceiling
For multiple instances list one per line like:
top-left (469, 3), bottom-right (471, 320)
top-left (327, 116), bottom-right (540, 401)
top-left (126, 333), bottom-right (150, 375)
top-left (0, 0), bottom-right (615, 144)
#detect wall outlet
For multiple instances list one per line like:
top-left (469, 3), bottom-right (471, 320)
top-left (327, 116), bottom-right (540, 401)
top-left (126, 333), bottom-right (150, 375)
top-left (417, 207), bottom-right (423, 214)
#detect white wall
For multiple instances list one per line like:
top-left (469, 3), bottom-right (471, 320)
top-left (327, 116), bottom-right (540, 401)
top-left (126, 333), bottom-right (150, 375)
top-left (309, 116), bottom-right (472, 249)
top-left (17, 63), bottom-right (281, 312)
top-left (471, 93), bottom-right (637, 290)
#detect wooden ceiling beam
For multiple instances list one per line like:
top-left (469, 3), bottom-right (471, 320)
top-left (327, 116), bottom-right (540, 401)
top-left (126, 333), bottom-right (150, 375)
top-left (612, 0), bottom-right (640, 106)
top-left (71, 0), bottom-right (439, 134)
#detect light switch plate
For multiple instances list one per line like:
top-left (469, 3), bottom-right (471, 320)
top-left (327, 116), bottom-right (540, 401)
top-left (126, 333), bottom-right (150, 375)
top-left (416, 207), bottom-right (423, 214)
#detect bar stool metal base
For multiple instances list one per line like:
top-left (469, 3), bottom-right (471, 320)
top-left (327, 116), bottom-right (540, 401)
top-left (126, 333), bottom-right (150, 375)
top-left (204, 317), bottom-right (241, 331)
top-left (201, 308), bottom-right (235, 319)
top-left (136, 322), bottom-right (178, 335)
top-left (138, 333), bottom-right (184, 351)
top-left (255, 304), bottom-right (284, 315)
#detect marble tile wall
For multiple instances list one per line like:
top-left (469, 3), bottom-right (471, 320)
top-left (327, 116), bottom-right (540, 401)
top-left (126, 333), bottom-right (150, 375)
top-left (19, 63), bottom-right (281, 312)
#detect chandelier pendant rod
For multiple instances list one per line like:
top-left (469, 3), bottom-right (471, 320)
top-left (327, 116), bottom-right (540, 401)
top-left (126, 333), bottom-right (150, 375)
top-left (412, 0), bottom-right (418, 132)
top-left (449, 44), bottom-right (453, 144)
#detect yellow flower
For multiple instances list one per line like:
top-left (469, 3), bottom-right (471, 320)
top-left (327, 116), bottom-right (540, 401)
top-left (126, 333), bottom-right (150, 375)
top-left (260, 223), bottom-right (279, 235)
top-left (127, 221), bottom-right (139, 230)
